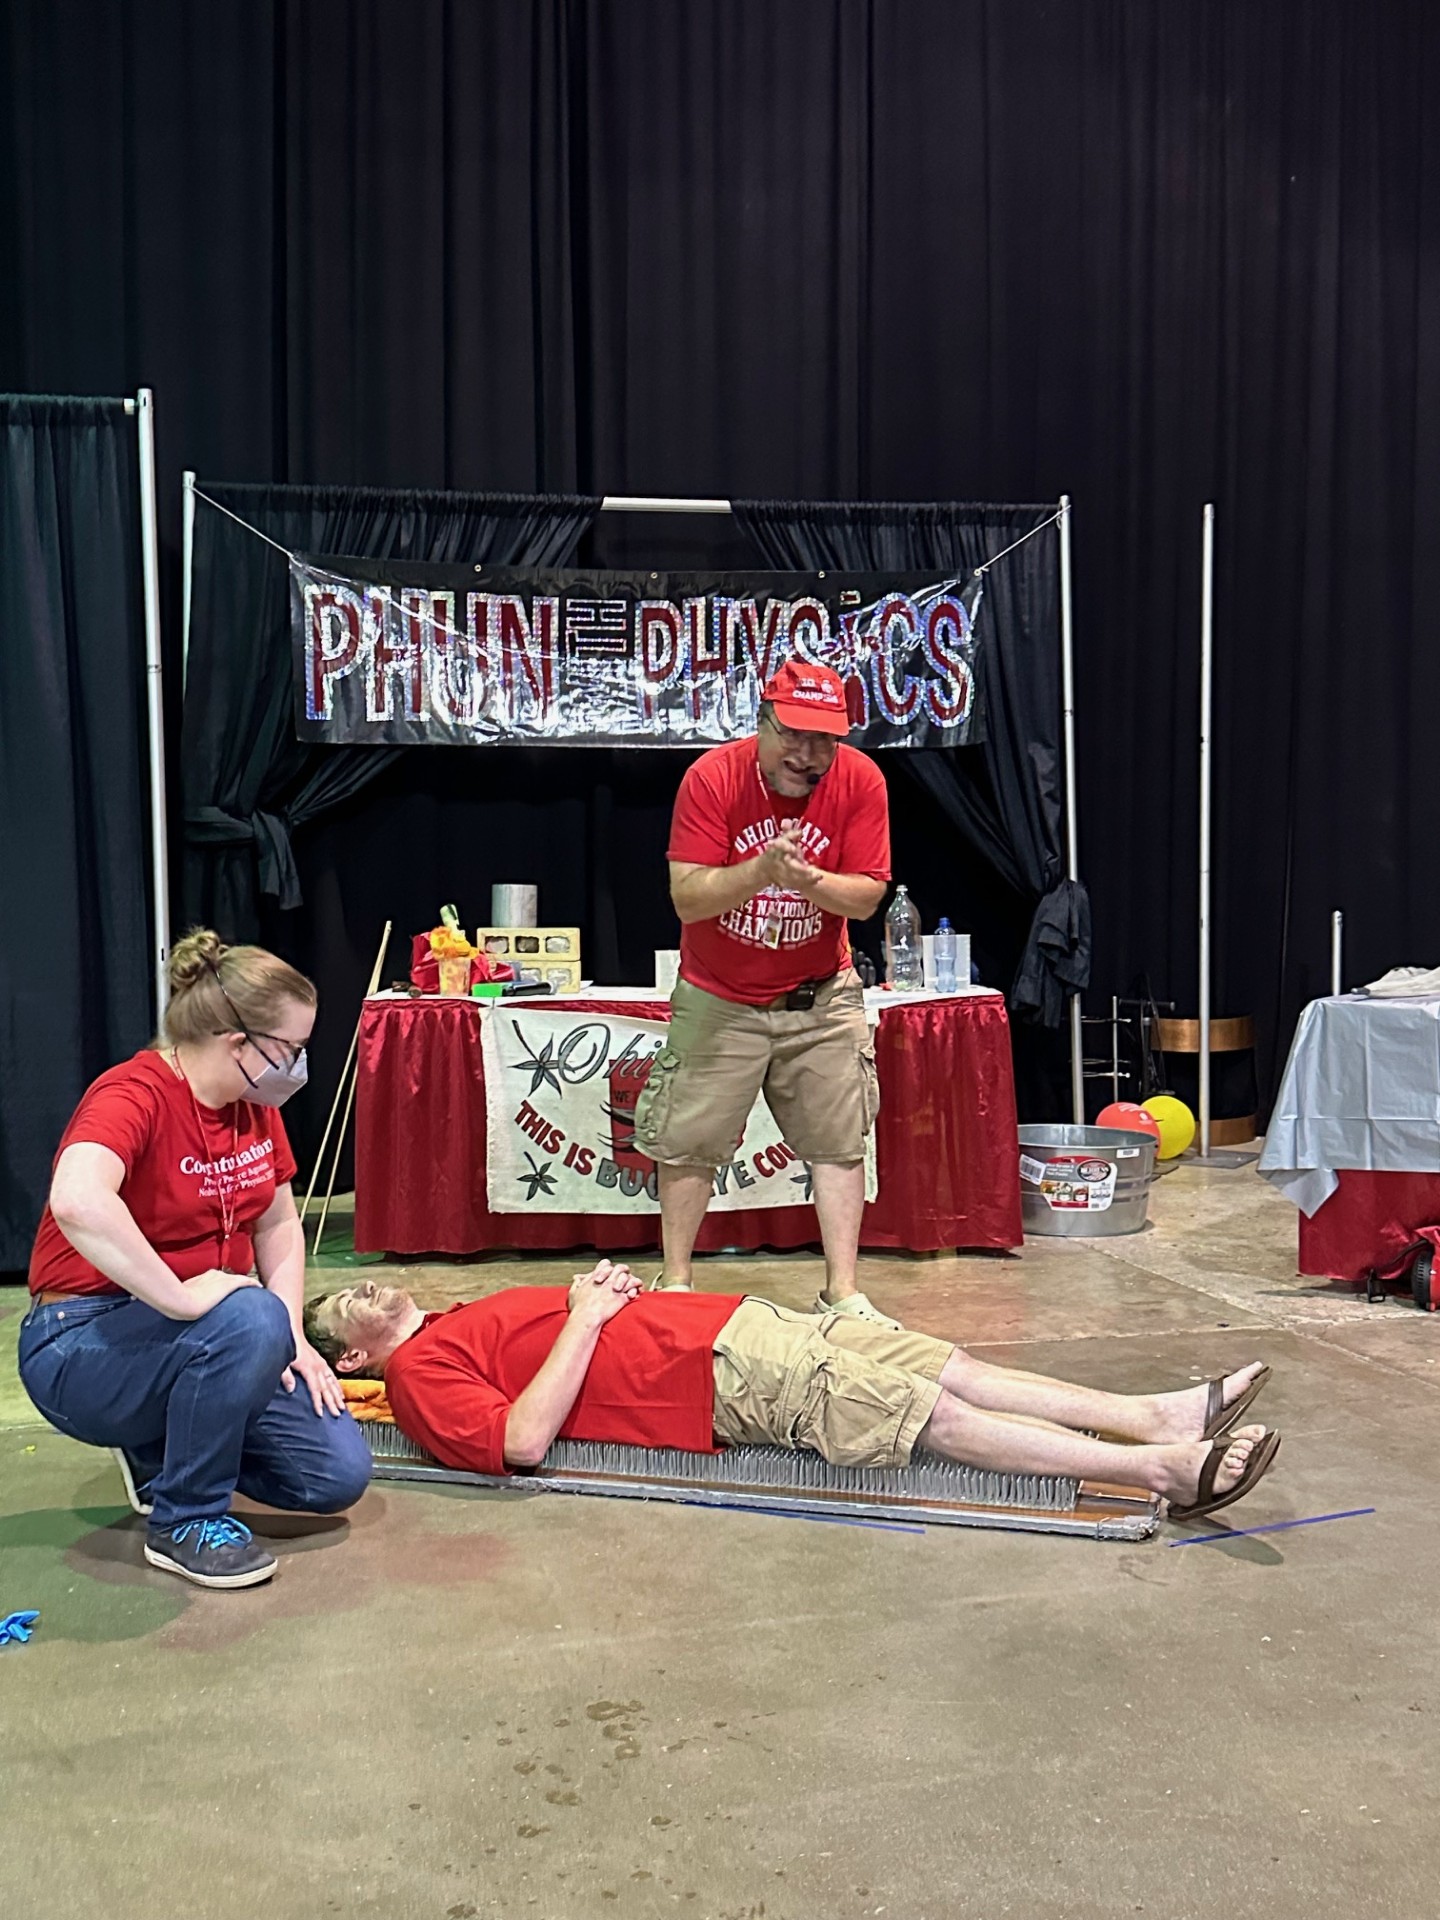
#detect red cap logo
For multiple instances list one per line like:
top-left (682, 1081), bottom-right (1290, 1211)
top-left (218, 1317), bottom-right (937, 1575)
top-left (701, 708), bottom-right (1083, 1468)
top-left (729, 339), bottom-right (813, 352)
top-left (760, 659), bottom-right (852, 737)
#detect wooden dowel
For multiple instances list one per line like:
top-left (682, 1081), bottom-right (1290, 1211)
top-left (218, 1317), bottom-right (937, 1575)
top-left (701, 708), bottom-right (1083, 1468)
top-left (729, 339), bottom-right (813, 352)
top-left (300, 919), bottom-right (391, 1234)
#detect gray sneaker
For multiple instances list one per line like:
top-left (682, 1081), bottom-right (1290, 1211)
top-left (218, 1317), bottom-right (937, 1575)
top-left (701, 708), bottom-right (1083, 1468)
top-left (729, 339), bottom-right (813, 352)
top-left (111, 1448), bottom-right (155, 1517)
top-left (143, 1517), bottom-right (277, 1589)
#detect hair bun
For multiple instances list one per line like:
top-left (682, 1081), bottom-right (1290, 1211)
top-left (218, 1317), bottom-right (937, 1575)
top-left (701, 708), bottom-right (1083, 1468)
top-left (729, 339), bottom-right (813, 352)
top-left (168, 927), bottom-right (229, 996)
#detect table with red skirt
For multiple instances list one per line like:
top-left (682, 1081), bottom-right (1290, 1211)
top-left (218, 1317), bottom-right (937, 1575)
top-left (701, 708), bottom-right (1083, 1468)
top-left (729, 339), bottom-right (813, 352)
top-left (1297, 1172), bottom-right (1440, 1281)
top-left (354, 990), bottom-right (1023, 1257)
top-left (1260, 994), bottom-right (1440, 1280)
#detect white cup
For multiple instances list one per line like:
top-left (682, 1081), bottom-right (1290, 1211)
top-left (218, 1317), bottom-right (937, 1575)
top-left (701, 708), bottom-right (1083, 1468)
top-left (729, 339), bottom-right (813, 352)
top-left (654, 950), bottom-right (680, 994)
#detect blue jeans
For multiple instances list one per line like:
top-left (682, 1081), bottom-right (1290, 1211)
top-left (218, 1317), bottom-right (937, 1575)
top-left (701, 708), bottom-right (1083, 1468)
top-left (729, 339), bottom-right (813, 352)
top-left (18, 1290), bottom-right (374, 1531)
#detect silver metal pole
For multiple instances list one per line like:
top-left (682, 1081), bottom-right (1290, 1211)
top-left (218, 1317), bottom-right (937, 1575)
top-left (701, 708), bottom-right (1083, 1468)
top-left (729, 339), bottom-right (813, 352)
top-left (1331, 909), bottom-right (1344, 996)
top-left (598, 495), bottom-right (733, 514)
top-left (1199, 503), bottom-right (1215, 1158)
top-left (1111, 994), bottom-right (1120, 1105)
top-left (135, 390), bottom-right (171, 1023)
top-left (181, 468), bottom-right (196, 696)
top-left (1058, 495), bottom-right (1084, 1122)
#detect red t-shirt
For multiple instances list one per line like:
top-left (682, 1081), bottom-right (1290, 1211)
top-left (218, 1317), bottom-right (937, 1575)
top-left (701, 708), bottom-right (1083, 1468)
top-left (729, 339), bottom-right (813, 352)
top-left (667, 737), bottom-right (891, 1004)
top-left (29, 1049), bottom-right (298, 1297)
top-left (384, 1287), bottom-right (744, 1476)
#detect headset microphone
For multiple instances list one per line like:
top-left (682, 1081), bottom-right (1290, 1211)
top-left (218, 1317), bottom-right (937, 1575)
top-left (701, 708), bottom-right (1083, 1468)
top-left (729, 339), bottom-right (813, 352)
top-left (805, 771), bottom-right (822, 787)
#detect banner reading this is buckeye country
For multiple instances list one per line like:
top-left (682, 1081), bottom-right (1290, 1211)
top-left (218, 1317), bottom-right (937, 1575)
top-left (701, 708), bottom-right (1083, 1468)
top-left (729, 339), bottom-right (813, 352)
top-left (481, 1005), bottom-right (877, 1214)
top-left (293, 558), bottom-right (982, 750)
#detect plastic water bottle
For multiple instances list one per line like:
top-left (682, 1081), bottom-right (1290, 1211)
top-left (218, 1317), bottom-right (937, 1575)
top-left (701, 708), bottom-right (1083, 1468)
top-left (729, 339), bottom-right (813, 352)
top-left (934, 917), bottom-right (958, 993)
top-left (885, 885), bottom-right (924, 991)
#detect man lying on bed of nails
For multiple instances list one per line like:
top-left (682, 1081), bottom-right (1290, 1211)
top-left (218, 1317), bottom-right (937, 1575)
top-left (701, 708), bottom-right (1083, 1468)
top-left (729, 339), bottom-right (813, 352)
top-left (304, 1263), bottom-right (1281, 1523)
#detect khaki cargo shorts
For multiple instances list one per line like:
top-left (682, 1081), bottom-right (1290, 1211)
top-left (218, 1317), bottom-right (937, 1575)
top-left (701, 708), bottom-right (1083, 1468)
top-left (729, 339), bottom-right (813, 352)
top-left (634, 969), bottom-right (879, 1170)
top-left (710, 1298), bottom-right (952, 1469)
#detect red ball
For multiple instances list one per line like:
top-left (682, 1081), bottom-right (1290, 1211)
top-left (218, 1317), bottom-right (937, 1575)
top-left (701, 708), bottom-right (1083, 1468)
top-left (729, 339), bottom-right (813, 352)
top-left (1096, 1101), bottom-right (1161, 1143)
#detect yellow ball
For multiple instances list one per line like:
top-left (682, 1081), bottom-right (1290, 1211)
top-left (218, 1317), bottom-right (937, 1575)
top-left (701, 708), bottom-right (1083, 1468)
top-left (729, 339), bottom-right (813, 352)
top-left (1142, 1094), bottom-right (1196, 1160)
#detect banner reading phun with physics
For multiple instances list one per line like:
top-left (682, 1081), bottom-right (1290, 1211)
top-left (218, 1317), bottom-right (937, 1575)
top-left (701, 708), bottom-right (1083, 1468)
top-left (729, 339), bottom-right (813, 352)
top-left (482, 1005), bottom-right (878, 1215)
top-left (293, 558), bottom-right (982, 750)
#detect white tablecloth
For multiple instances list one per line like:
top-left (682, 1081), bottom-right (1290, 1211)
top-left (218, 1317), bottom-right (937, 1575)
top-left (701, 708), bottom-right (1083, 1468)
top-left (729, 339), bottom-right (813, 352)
top-left (371, 982), bottom-right (1003, 1030)
top-left (549, 983), bottom-right (1000, 1014)
top-left (1257, 995), bottom-right (1440, 1215)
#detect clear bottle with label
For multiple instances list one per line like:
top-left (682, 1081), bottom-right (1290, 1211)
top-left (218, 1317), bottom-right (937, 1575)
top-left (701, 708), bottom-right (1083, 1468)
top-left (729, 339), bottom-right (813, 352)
top-left (934, 916), bottom-right (958, 993)
top-left (884, 885), bottom-right (924, 991)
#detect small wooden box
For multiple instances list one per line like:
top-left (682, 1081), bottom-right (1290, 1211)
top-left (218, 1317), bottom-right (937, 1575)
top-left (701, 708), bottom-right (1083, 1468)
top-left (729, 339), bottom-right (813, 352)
top-left (475, 925), bottom-right (583, 994)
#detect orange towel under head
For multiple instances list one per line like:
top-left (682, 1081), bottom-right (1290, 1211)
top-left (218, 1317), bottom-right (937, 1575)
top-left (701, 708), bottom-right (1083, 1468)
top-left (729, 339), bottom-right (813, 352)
top-left (340, 1378), bottom-right (395, 1423)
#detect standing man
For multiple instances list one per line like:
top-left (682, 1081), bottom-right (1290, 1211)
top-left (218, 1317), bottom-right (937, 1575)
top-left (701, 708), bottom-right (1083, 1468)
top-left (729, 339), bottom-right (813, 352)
top-left (635, 660), bottom-right (898, 1326)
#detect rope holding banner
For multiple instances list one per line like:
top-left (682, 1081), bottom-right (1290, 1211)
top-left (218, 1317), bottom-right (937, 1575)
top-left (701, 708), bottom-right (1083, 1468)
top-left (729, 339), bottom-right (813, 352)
top-left (972, 507), bottom-right (1065, 578)
top-left (194, 481), bottom-right (1060, 587)
top-left (190, 486), bottom-right (298, 559)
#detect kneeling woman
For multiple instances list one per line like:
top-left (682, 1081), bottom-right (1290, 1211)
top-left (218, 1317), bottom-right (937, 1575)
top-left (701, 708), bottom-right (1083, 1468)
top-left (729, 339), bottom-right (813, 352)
top-left (20, 929), bottom-right (372, 1590)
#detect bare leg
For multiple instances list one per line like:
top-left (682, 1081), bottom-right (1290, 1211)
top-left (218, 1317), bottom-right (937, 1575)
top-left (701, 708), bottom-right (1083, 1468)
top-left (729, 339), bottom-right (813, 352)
top-left (655, 1164), bottom-right (715, 1288)
top-left (919, 1392), bottom-right (1268, 1503)
top-left (811, 1159), bottom-right (866, 1301)
top-left (937, 1351), bottom-right (1268, 1444)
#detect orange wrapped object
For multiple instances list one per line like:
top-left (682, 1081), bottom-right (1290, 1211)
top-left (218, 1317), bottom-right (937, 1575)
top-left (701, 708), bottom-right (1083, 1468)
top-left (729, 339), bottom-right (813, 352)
top-left (436, 955), bottom-right (471, 996)
top-left (429, 926), bottom-right (474, 959)
top-left (409, 912), bottom-right (515, 992)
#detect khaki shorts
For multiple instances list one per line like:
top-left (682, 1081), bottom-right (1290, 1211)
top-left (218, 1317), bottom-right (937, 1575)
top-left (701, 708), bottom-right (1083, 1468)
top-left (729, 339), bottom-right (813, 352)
top-left (710, 1298), bottom-right (952, 1469)
top-left (634, 970), bottom-right (879, 1169)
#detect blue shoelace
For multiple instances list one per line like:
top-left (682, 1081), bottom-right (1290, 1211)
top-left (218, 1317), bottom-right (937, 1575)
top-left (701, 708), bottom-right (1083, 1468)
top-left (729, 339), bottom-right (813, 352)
top-left (168, 1516), bottom-right (253, 1553)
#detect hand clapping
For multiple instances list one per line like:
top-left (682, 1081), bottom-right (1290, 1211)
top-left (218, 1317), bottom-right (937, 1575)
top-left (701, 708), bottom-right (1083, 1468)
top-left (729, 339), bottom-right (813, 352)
top-left (758, 827), bottom-right (819, 893)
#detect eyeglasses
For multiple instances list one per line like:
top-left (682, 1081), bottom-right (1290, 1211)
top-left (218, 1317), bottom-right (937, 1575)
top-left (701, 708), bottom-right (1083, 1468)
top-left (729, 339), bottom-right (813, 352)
top-left (247, 1030), bottom-right (307, 1071)
top-left (762, 712), bottom-right (839, 755)
top-left (207, 962), bottom-right (306, 1068)
top-left (211, 1026), bottom-right (305, 1070)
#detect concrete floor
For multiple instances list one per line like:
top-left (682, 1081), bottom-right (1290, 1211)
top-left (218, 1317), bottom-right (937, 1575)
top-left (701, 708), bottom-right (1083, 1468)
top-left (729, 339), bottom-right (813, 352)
top-left (3, 1162), bottom-right (1438, 1920)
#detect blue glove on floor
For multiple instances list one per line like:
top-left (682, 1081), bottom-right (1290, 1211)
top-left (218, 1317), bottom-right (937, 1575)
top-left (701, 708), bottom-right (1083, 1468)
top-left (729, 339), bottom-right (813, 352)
top-left (0, 1610), bottom-right (40, 1645)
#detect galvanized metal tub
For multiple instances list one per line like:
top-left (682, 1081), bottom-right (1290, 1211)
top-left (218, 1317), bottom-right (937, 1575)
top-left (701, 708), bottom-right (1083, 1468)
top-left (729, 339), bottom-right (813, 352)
top-left (1018, 1124), bottom-right (1157, 1238)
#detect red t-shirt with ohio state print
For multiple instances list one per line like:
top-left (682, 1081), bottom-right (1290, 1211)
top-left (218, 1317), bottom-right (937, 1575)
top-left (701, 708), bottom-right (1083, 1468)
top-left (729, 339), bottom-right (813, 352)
top-left (667, 736), bottom-right (891, 1005)
top-left (28, 1049), bottom-right (298, 1297)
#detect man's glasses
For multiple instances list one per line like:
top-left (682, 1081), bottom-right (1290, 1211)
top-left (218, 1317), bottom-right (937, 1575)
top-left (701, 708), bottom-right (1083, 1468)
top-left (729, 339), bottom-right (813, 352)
top-left (763, 712), bottom-right (839, 756)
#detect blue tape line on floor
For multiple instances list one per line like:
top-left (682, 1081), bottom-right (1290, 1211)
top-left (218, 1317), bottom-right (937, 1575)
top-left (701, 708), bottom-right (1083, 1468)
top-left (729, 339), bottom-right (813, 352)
top-left (709, 1500), bottom-right (926, 1536)
top-left (1167, 1506), bottom-right (1376, 1547)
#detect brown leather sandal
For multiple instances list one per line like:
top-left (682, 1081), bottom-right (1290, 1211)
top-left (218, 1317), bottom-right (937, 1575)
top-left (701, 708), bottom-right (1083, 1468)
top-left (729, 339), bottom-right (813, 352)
top-left (1200, 1364), bottom-right (1272, 1441)
top-left (1168, 1429), bottom-right (1282, 1523)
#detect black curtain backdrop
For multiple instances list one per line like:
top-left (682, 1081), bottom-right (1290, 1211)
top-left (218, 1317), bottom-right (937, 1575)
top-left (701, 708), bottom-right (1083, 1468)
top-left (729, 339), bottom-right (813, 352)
top-left (6, 0), bottom-right (1440, 1142)
top-left (0, 397), bottom-right (152, 1270)
top-left (183, 482), bottom-right (598, 938)
top-left (183, 484), bottom-right (597, 1189)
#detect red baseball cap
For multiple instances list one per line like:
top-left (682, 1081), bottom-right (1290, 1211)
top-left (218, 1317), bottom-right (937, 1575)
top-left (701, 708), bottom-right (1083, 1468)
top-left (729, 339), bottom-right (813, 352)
top-left (761, 658), bottom-right (852, 736)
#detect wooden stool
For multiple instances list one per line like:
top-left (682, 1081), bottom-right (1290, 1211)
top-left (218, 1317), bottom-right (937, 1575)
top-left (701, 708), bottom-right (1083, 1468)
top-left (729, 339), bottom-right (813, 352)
top-left (1153, 1015), bottom-right (1258, 1146)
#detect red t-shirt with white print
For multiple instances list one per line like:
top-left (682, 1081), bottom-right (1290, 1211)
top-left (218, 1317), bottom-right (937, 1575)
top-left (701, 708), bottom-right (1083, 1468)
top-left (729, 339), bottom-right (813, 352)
top-left (667, 736), bottom-right (891, 1005)
top-left (28, 1049), bottom-right (298, 1297)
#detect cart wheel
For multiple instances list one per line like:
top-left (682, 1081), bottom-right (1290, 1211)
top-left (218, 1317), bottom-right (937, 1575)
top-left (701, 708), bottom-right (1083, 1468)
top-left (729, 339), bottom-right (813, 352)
top-left (1411, 1248), bottom-right (1436, 1312)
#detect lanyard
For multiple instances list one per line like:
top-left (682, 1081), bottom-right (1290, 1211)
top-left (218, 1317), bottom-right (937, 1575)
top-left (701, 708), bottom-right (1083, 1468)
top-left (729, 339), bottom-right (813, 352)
top-left (181, 1074), bottom-right (242, 1271)
top-left (753, 757), bottom-right (812, 843)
